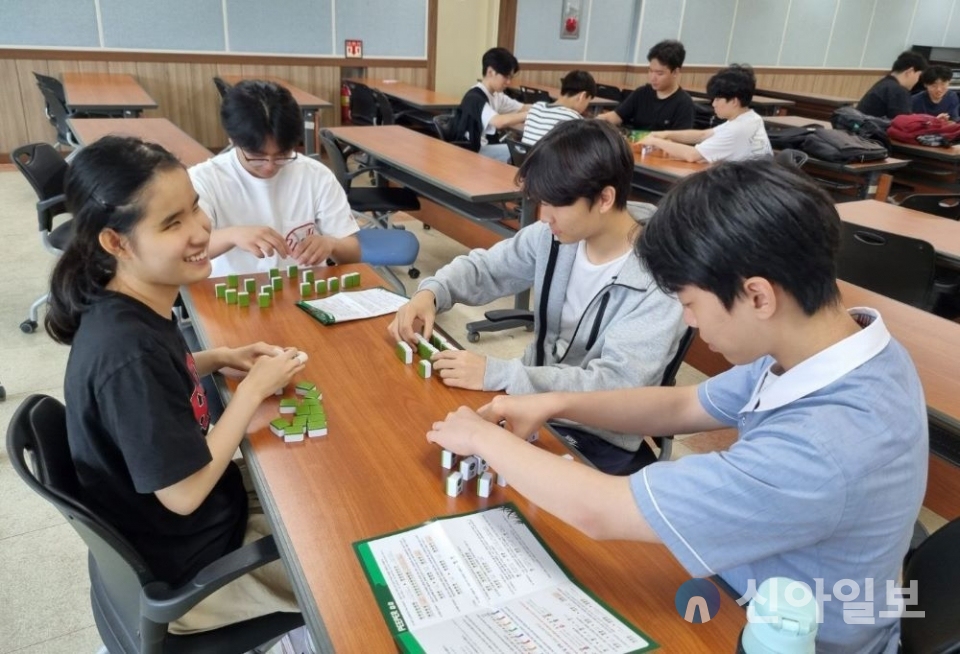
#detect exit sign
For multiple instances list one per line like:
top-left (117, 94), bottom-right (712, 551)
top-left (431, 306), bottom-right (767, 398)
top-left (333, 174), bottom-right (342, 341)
top-left (345, 39), bottom-right (363, 58)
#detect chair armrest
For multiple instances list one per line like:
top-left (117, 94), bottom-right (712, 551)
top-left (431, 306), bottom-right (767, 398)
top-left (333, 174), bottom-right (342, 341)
top-left (483, 309), bottom-right (534, 324)
top-left (140, 535), bottom-right (281, 624)
top-left (37, 194), bottom-right (67, 231)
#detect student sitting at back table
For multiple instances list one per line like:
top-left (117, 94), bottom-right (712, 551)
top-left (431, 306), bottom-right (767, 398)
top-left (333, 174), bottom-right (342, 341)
top-left (911, 64), bottom-right (959, 121)
top-left (428, 161), bottom-right (927, 654)
top-left (639, 65), bottom-right (772, 163)
top-left (521, 70), bottom-right (596, 146)
top-left (46, 136), bottom-right (306, 633)
top-left (598, 39), bottom-right (695, 131)
top-left (190, 80), bottom-right (360, 277)
top-left (857, 50), bottom-right (928, 119)
top-left (455, 47), bottom-right (529, 162)
top-left (390, 120), bottom-right (685, 474)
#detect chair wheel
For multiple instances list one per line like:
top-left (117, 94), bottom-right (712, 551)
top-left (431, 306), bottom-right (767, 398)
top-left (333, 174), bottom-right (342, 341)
top-left (423, 224), bottom-right (431, 230)
top-left (408, 267), bottom-right (420, 279)
top-left (20, 320), bottom-right (38, 334)
top-left (467, 331), bottom-right (480, 343)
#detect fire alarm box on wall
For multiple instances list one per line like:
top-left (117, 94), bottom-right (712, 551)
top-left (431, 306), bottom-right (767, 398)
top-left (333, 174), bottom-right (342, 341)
top-left (560, 0), bottom-right (581, 40)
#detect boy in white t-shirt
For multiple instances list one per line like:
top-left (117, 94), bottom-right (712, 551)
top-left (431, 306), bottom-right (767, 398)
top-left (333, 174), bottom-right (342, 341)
top-left (639, 65), bottom-right (772, 163)
top-left (521, 70), bottom-right (596, 146)
top-left (457, 47), bottom-right (529, 162)
top-left (189, 80), bottom-right (360, 277)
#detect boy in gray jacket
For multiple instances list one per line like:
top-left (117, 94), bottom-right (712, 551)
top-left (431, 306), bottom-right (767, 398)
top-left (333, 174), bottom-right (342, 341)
top-left (389, 120), bottom-right (685, 474)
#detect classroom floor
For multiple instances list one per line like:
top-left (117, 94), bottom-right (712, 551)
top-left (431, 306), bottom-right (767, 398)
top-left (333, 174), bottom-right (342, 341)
top-left (0, 167), bottom-right (947, 653)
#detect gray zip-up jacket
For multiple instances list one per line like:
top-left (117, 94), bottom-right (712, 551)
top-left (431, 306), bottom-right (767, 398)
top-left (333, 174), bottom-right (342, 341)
top-left (418, 204), bottom-right (686, 450)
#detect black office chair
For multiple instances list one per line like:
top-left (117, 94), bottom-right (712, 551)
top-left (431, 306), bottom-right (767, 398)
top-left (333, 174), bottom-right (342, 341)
top-left (32, 72), bottom-right (81, 148)
top-left (432, 113), bottom-right (473, 150)
top-left (894, 193), bottom-right (960, 221)
top-left (12, 143), bottom-right (73, 334)
top-left (837, 223), bottom-right (954, 312)
top-left (369, 88), bottom-right (434, 132)
top-left (594, 83), bottom-right (623, 102)
top-left (900, 516), bottom-right (960, 653)
top-left (344, 82), bottom-right (379, 126)
top-left (520, 86), bottom-right (552, 104)
top-left (504, 86), bottom-right (525, 103)
top-left (319, 129), bottom-right (421, 280)
top-left (503, 135), bottom-right (531, 167)
top-left (693, 101), bottom-right (719, 129)
top-left (212, 77), bottom-right (232, 100)
top-left (549, 327), bottom-right (698, 475)
top-left (6, 394), bottom-right (304, 654)
top-left (775, 148), bottom-right (809, 169)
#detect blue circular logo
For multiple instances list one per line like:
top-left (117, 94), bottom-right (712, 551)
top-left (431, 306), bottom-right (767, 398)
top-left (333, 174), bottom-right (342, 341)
top-left (674, 579), bottom-right (721, 623)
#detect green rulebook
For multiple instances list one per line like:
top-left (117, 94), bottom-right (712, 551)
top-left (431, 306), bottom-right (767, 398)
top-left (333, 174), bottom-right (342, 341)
top-left (353, 504), bottom-right (658, 654)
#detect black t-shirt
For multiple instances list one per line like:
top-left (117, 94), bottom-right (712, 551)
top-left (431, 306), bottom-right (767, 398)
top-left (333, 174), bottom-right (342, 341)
top-left (65, 292), bottom-right (246, 585)
top-left (615, 85), bottom-right (696, 130)
top-left (857, 75), bottom-right (911, 119)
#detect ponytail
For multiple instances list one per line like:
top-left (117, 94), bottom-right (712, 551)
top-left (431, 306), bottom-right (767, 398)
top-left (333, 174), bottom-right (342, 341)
top-left (43, 136), bottom-right (182, 344)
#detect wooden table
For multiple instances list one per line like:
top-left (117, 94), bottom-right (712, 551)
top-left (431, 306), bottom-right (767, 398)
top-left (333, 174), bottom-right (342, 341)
top-left (688, 87), bottom-right (795, 116)
top-left (183, 263), bottom-right (746, 652)
top-left (837, 199), bottom-right (960, 266)
top-left (631, 148), bottom-right (706, 198)
top-left (757, 89), bottom-right (856, 121)
top-left (62, 72), bottom-right (157, 117)
top-left (343, 78), bottom-right (461, 111)
top-left (685, 279), bottom-right (960, 519)
top-left (764, 115), bottom-right (832, 130)
top-left (67, 118), bottom-right (211, 167)
top-left (888, 139), bottom-right (960, 193)
top-left (221, 75), bottom-right (332, 155)
top-left (519, 83), bottom-right (619, 109)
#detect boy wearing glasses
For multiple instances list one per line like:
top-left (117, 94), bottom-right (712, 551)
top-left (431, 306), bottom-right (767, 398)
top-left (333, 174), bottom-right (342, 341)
top-left (911, 65), bottom-right (959, 121)
top-left (190, 80), bottom-right (360, 276)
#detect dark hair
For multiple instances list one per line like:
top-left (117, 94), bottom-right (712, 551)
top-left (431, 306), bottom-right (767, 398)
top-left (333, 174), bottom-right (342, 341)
top-left (220, 80), bottom-right (303, 153)
top-left (921, 64), bottom-right (952, 86)
top-left (647, 40), bottom-right (686, 70)
top-left (45, 136), bottom-right (182, 344)
top-left (560, 70), bottom-right (597, 98)
top-left (638, 161), bottom-right (842, 315)
top-left (892, 50), bottom-right (928, 74)
top-left (517, 119), bottom-right (632, 211)
top-left (706, 64), bottom-right (756, 106)
top-left (481, 47), bottom-right (520, 77)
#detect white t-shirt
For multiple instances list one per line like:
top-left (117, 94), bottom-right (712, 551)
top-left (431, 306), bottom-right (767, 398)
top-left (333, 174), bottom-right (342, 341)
top-left (521, 101), bottom-right (582, 145)
top-left (557, 241), bottom-right (631, 357)
top-left (695, 109), bottom-right (772, 162)
top-left (473, 82), bottom-right (524, 146)
top-left (189, 150), bottom-right (359, 276)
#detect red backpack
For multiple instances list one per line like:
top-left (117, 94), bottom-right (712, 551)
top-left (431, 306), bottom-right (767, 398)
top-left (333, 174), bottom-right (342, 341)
top-left (888, 114), bottom-right (960, 144)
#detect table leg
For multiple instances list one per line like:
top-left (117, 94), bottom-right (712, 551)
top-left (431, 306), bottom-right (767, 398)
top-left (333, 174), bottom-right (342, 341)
top-left (514, 198), bottom-right (536, 311)
top-left (303, 109), bottom-right (317, 155)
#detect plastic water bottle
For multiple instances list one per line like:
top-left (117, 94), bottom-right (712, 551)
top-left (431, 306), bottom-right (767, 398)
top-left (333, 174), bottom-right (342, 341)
top-left (737, 577), bottom-right (818, 654)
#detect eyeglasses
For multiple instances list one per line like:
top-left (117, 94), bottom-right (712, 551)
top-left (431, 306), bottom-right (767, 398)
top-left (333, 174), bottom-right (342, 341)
top-left (237, 148), bottom-right (298, 168)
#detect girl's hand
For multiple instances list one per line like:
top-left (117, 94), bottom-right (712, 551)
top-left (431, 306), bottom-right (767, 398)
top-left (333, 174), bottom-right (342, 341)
top-left (237, 348), bottom-right (305, 401)
top-left (222, 342), bottom-right (284, 372)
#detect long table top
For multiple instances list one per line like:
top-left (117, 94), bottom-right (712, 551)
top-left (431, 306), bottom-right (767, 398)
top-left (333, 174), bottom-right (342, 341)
top-left (756, 89), bottom-right (857, 107)
top-left (687, 87), bottom-right (795, 110)
top-left (67, 118), bottom-right (212, 167)
top-left (221, 75), bottom-right (332, 110)
top-left (62, 72), bottom-right (157, 113)
top-left (184, 263), bottom-right (746, 652)
top-left (633, 148), bottom-right (707, 181)
top-left (327, 125), bottom-right (522, 203)
top-left (343, 78), bottom-right (461, 110)
top-left (518, 83), bottom-right (619, 108)
top-left (838, 199), bottom-right (960, 264)
top-left (889, 139), bottom-right (960, 162)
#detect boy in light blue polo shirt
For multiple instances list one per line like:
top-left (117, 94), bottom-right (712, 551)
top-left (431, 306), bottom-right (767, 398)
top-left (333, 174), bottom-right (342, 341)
top-left (426, 161), bottom-right (928, 653)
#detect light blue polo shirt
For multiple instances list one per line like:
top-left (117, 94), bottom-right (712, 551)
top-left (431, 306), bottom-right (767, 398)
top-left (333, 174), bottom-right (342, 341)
top-left (631, 309), bottom-right (927, 654)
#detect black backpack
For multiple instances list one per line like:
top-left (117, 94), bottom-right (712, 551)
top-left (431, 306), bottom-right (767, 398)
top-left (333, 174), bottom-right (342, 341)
top-left (831, 106), bottom-right (892, 149)
top-left (767, 125), bottom-right (823, 150)
top-left (801, 129), bottom-right (888, 163)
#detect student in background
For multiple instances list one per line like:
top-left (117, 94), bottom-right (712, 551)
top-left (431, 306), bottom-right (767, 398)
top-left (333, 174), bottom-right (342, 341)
top-left (390, 120), bottom-right (685, 474)
top-left (911, 64), bottom-right (959, 121)
top-left (46, 136), bottom-right (306, 633)
top-left (857, 50), bottom-right (928, 119)
top-left (190, 80), bottom-right (360, 277)
top-left (598, 39), bottom-right (695, 131)
top-left (427, 161), bottom-right (927, 654)
top-left (454, 47), bottom-right (529, 161)
top-left (521, 70), bottom-right (597, 146)
top-left (639, 65), bottom-right (771, 163)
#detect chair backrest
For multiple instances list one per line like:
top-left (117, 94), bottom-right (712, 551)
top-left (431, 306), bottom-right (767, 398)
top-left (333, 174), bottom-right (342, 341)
top-left (661, 327), bottom-right (696, 387)
top-left (837, 223), bottom-right (937, 309)
top-left (693, 102), bottom-right (718, 129)
top-left (898, 193), bottom-right (960, 221)
top-left (504, 136), bottom-right (531, 167)
top-left (370, 88), bottom-right (396, 125)
top-left (12, 143), bottom-right (69, 232)
top-left (32, 77), bottom-right (75, 144)
top-left (595, 83), bottom-right (623, 102)
top-left (317, 130), bottom-right (351, 191)
top-left (344, 82), bottom-right (379, 126)
top-left (775, 148), bottom-right (809, 169)
top-left (6, 395), bottom-right (155, 649)
top-left (520, 85), bottom-right (551, 104)
top-left (355, 228), bottom-right (420, 266)
top-left (212, 76), bottom-right (232, 99)
top-left (900, 516), bottom-right (960, 654)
